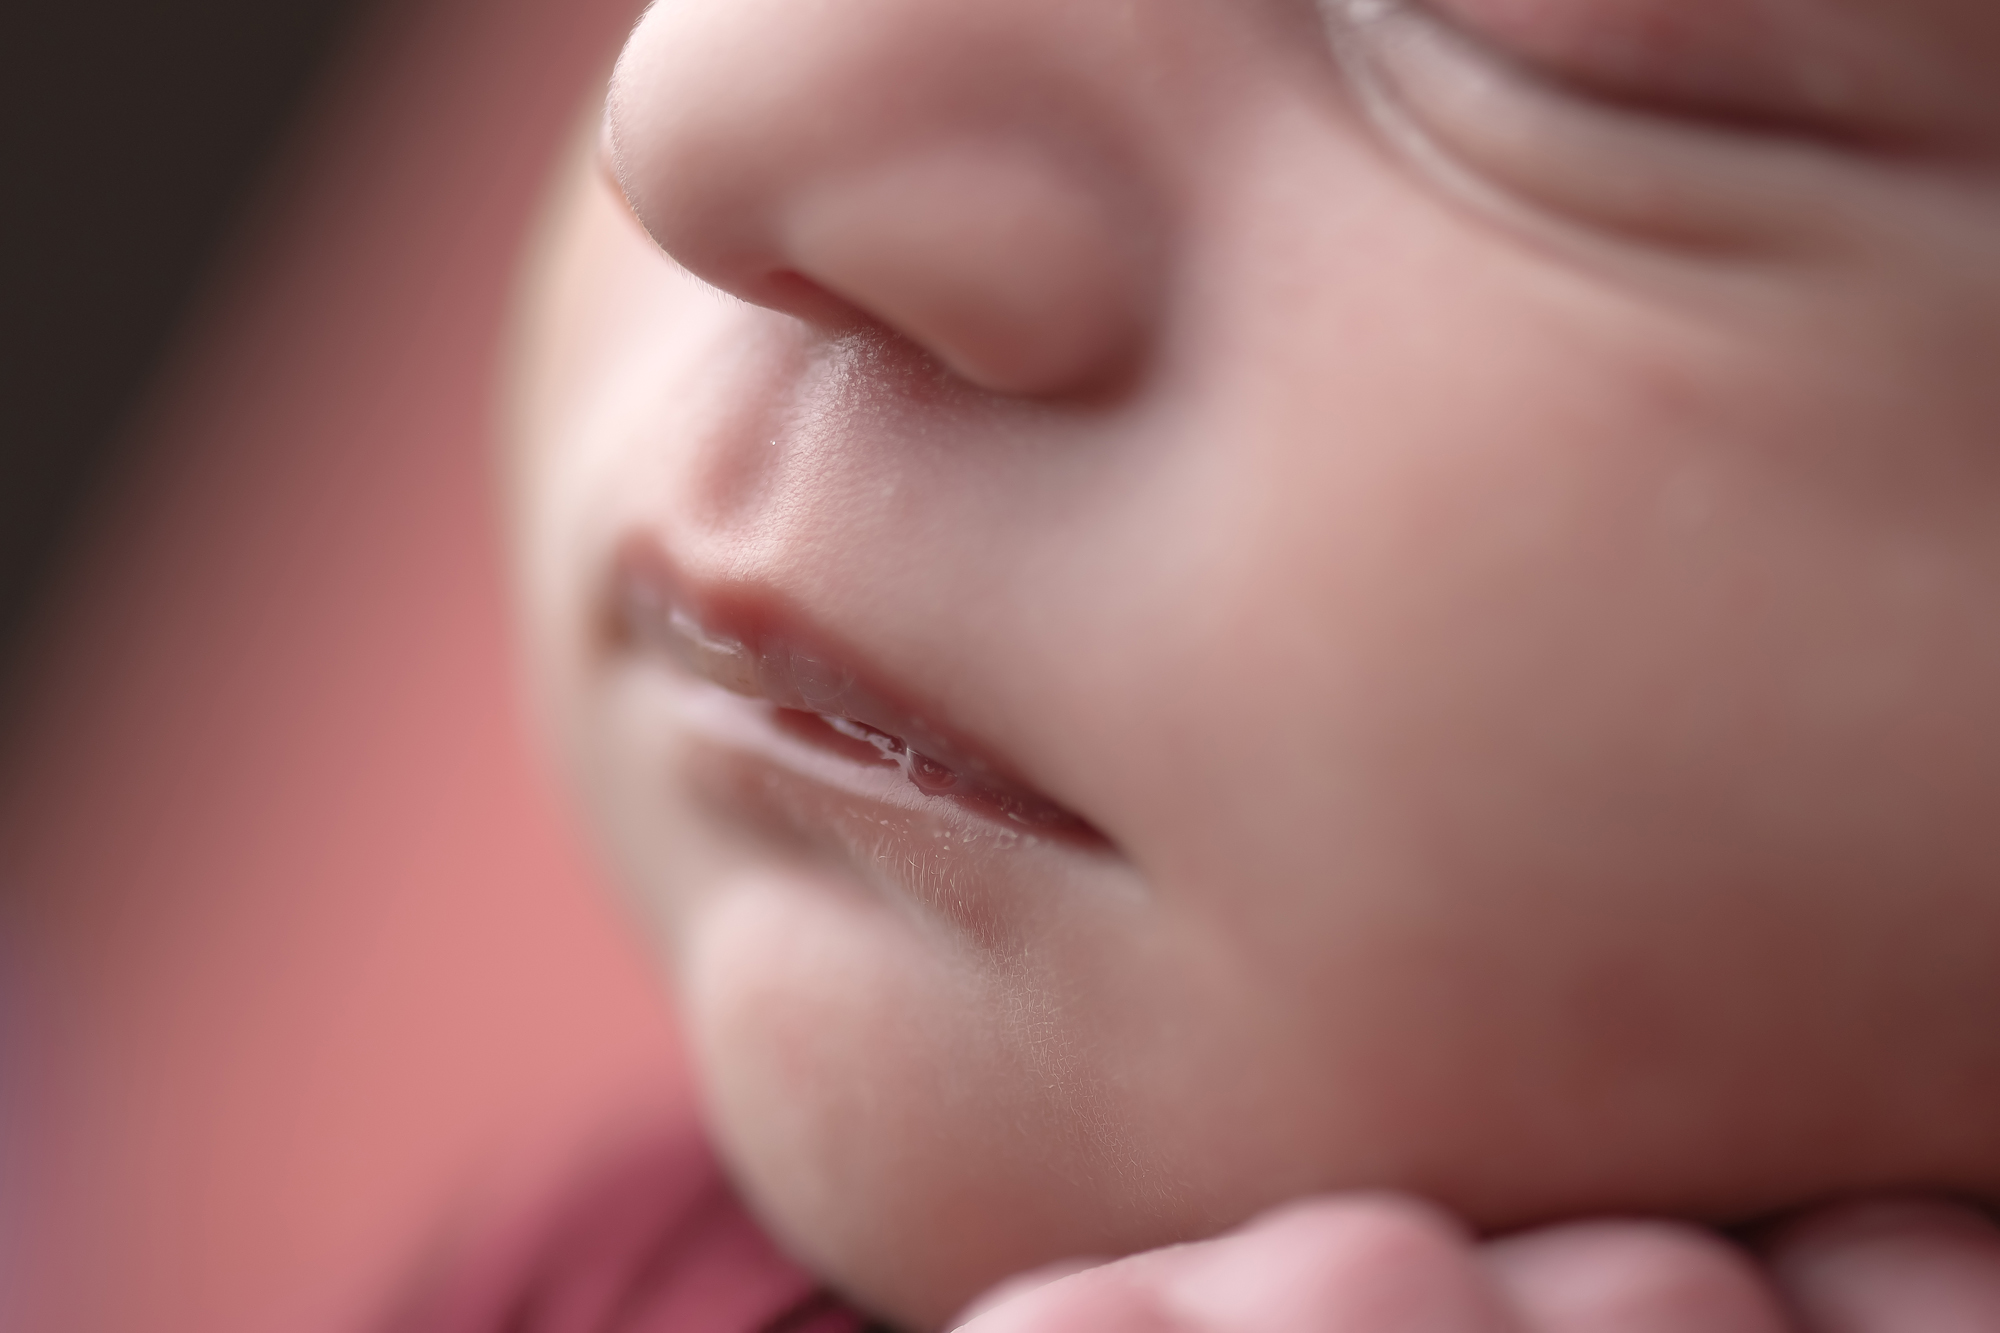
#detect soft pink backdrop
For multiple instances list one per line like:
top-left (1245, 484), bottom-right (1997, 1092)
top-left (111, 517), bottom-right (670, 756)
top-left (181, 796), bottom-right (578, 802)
top-left (0, 0), bottom-right (762, 1326)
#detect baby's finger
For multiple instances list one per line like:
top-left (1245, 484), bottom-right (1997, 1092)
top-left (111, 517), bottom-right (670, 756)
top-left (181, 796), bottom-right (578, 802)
top-left (954, 1195), bottom-right (1520, 1333)
top-left (1163, 1196), bottom-right (1520, 1332)
top-left (1766, 1195), bottom-right (2000, 1333)
top-left (948, 1264), bottom-right (1178, 1333)
top-left (950, 1259), bottom-right (1106, 1328)
top-left (1487, 1220), bottom-right (1791, 1333)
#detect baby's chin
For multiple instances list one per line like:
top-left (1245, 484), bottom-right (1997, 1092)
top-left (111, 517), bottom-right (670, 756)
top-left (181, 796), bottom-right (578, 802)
top-left (671, 875), bottom-right (2000, 1332)
top-left (672, 878), bottom-right (1141, 1329)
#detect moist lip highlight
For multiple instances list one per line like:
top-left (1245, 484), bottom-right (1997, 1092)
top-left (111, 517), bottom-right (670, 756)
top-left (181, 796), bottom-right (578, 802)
top-left (605, 536), bottom-right (1103, 843)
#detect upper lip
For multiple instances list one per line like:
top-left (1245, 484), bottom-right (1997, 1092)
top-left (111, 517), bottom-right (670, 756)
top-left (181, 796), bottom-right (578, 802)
top-left (604, 534), bottom-right (1103, 842)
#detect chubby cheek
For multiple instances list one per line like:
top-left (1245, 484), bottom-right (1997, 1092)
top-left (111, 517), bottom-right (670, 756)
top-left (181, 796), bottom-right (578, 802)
top-left (1153, 238), bottom-right (2000, 1215)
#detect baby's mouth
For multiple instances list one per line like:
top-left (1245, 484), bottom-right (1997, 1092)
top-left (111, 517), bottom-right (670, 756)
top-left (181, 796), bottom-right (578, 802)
top-left (605, 537), bottom-right (1102, 844)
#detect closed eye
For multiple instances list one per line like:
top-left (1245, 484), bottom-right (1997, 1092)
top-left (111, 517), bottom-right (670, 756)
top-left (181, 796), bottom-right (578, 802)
top-left (1318, 0), bottom-right (1954, 262)
top-left (1416, 0), bottom-right (1883, 146)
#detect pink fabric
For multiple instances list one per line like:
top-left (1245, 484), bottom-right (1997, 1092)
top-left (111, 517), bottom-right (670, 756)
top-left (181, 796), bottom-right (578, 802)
top-left (388, 1130), bottom-right (867, 1333)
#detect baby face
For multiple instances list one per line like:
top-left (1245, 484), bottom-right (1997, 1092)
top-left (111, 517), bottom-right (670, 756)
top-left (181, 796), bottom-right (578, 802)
top-left (510, 0), bottom-right (2000, 1325)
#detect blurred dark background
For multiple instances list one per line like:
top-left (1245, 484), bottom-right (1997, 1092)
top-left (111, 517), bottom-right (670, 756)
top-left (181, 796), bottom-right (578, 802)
top-left (1, 0), bottom-right (368, 669)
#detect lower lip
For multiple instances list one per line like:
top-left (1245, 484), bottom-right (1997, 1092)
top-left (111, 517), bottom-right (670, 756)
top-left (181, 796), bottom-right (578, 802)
top-left (648, 671), bottom-right (1117, 945)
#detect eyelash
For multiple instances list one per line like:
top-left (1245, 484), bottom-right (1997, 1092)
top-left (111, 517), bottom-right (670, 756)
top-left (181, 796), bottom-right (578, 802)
top-left (1316, 0), bottom-right (1890, 261)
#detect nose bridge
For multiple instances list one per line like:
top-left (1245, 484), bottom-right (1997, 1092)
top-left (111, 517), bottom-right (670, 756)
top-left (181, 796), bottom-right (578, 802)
top-left (606, 0), bottom-right (1183, 396)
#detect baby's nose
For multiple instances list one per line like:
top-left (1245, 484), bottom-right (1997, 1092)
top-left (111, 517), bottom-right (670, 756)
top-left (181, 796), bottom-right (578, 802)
top-left (604, 0), bottom-right (1170, 397)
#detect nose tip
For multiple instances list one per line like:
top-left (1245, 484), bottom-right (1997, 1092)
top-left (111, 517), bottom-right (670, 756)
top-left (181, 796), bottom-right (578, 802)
top-left (778, 147), bottom-right (1155, 395)
top-left (604, 0), bottom-right (1163, 397)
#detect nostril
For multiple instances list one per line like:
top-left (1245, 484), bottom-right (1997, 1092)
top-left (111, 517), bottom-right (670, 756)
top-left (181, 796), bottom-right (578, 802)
top-left (754, 270), bottom-right (879, 335)
top-left (775, 147), bottom-right (1158, 397)
top-left (602, 0), bottom-right (1169, 399)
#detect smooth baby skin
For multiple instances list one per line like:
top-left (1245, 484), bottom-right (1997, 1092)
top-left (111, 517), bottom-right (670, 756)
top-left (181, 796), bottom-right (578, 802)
top-left (511, 0), bottom-right (2000, 1324)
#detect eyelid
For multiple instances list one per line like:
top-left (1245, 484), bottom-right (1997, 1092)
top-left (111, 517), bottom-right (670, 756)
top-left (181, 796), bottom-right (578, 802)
top-left (1423, 0), bottom-right (1814, 128)
top-left (1319, 0), bottom-right (1910, 259)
